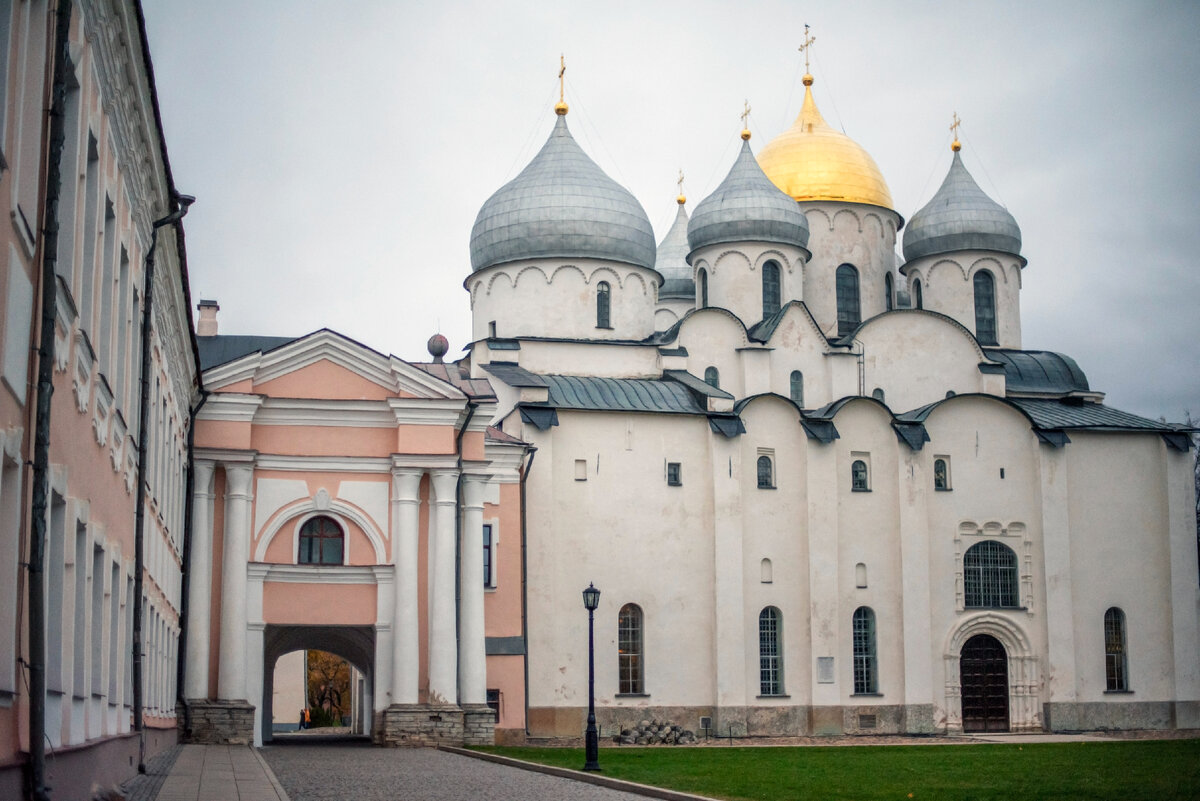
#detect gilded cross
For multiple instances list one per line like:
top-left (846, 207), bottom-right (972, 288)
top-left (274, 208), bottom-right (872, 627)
top-left (558, 55), bottom-right (566, 104)
top-left (799, 24), bottom-right (816, 73)
top-left (950, 111), bottom-right (961, 139)
top-left (677, 169), bottom-right (685, 195)
top-left (740, 100), bottom-right (752, 128)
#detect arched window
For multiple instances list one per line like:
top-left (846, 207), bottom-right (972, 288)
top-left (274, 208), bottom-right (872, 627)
top-left (704, 366), bottom-right (720, 389)
top-left (759, 607), bottom-right (783, 696)
top-left (913, 278), bottom-right (923, 310)
top-left (618, 603), bottom-right (644, 694)
top-left (596, 281), bottom-right (611, 329)
top-left (757, 455), bottom-right (774, 489)
top-left (855, 562), bottom-right (868, 588)
top-left (973, 270), bottom-right (997, 345)
top-left (789, 370), bottom-right (804, 407)
top-left (298, 516), bottom-right (344, 565)
top-left (836, 264), bottom-right (860, 337)
top-left (851, 459), bottom-right (869, 491)
top-left (852, 606), bottom-right (877, 694)
top-left (698, 268), bottom-right (708, 308)
top-left (963, 540), bottom-right (1019, 608)
top-left (934, 458), bottom-right (950, 490)
top-left (762, 260), bottom-right (781, 320)
top-left (884, 273), bottom-right (894, 311)
top-left (760, 558), bottom-right (773, 583)
top-left (1104, 607), bottom-right (1128, 691)
top-left (871, 387), bottom-right (885, 403)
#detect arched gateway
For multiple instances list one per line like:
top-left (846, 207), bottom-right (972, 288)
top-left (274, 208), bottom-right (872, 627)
top-left (959, 634), bottom-right (1009, 732)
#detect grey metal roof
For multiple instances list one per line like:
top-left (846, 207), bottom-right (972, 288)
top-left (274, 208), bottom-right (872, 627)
top-left (983, 348), bottom-right (1090, 394)
top-left (539, 374), bottom-right (705, 414)
top-left (481, 362), bottom-right (548, 388)
top-left (655, 202), bottom-right (694, 299)
top-left (469, 114), bottom-right (657, 272)
top-left (412, 362), bottom-right (497, 400)
top-left (663, 369), bottom-right (734, 400)
top-left (1008, 399), bottom-right (1172, 432)
top-left (902, 151), bottom-right (1022, 262)
top-left (197, 334), bottom-right (296, 370)
top-left (687, 139), bottom-right (810, 255)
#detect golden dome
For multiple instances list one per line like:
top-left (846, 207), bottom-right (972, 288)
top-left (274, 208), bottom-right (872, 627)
top-left (757, 78), bottom-right (894, 210)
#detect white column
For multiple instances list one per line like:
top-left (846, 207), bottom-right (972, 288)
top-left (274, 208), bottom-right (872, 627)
top-left (217, 463), bottom-right (254, 701)
top-left (391, 469), bottom-right (423, 704)
top-left (458, 475), bottom-right (488, 705)
top-left (184, 460), bottom-right (215, 699)
top-left (897, 450), bottom-right (934, 729)
top-left (427, 470), bottom-right (459, 705)
top-left (710, 436), bottom-right (747, 713)
top-left (1039, 446), bottom-right (1077, 714)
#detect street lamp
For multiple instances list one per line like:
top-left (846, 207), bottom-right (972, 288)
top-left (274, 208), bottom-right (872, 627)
top-left (582, 583), bottom-right (601, 771)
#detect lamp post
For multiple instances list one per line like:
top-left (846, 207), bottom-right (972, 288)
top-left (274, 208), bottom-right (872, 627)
top-left (582, 582), bottom-right (601, 771)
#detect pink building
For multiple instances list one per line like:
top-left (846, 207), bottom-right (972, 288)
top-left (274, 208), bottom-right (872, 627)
top-left (187, 320), bottom-right (528, 746)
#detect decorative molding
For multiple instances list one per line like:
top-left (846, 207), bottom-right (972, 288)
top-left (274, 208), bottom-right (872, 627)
top-left (254, 398), bottom-right (397, 428)
top-left (93, 375), bottom-right (114, 446)
top-left (247, 563), bottom-right (389, 585)
top-left (195, 393), bottom-right (265, 422)
top-left (254, 454), bottom-right (391, 473)
top-left (254, 497), bottom-right (387, 563)
top-left (73, 331), bottom-right (95, 413)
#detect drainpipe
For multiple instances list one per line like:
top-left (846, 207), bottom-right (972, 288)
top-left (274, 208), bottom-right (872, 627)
top-left (453, 400), bottom-right (479, 702)
top-left (175, 389), bottom-right (209, 738)
top-left (27, 2), bottom-right (73, 798)
top-left (518, 446), bottom-right (536, 738)
top-left (132, 195), bottom-right (193, 773)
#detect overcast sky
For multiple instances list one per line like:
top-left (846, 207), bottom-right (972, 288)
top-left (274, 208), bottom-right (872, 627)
top-left (140, 0), bottom-right (1200, 423)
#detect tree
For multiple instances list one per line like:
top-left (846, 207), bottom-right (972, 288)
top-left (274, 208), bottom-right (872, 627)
top-left (306, 650), bottom-right (351, 727)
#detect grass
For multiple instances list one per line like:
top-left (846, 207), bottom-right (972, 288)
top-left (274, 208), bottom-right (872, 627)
top-left (476, 740), bottom-right (1200, 801)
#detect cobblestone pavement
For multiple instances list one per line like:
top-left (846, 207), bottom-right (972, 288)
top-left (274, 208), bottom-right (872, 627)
top-left (119, 744), bottom-right (182, 801)
top-left (260, 740), bottom-right (652, 801)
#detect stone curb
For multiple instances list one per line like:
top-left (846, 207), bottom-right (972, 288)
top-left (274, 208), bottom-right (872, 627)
top-left (250, 745), bottom-right (293, 801)
top-left (438, 745), bottom-right (718, 801)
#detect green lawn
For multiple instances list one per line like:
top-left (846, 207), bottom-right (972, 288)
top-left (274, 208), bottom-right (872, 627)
top-left (476, 740), bottom-right (1200, 801)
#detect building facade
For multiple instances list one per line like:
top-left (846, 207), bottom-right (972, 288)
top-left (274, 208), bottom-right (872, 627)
top-left (0, 0), bottom-right (199, 798)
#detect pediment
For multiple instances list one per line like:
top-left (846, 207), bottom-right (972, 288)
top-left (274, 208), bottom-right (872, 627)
top-left (203, 329), bottom-right (464, 400)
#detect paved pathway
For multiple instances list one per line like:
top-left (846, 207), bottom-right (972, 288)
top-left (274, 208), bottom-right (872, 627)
top-left (150, 744), bottom-right (288, 801)
top-left (260, 740), bottom-right (653, 801)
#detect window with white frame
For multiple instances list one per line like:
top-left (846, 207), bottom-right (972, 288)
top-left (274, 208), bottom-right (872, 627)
top-left (618, 604), bottom-right (644, 694)
top-left (934, 456), bottom-right (951, 490)
top-left (851, 456), bottom-right (870, 492)
top-left (759, 606), bottom-right (783, 696)
top-left (483, 523), bottom-right (495, 588)
top-left (852, 606), bottom-right (877, 694)
top-left (298, 515), bottom-right (344, 565)
top-left (1104, 607), bottom-right (1128, 691)
top-left (757, 451), bottom-right (775, 489)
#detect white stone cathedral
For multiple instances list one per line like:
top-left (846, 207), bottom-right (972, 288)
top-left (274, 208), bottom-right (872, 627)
top-left (464, 73), bottom-right (1199, 736)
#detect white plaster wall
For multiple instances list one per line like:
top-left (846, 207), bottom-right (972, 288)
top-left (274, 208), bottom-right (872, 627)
top-left (802, 203), bottom-right (901, 339)
top-left (514, 340), bottom-right (662, 379)
top-left (674, 311), bottom-right (752, 400)
top-left (687, 244), bottom-right (807, 328)
top-left (760, 306), bottom-right (836, 409)
top-left (903, 252), bottom-right (1023, 348)
top-left (468, 258), bottom-right (659, 342)
top-left (655, 297), bottom-right (693, 332)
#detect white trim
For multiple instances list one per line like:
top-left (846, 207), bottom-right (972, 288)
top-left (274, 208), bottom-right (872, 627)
top-left (255, 398), bottom-right (397, 427)
top-left (255, 454), bottom-right (393, 473)
top-left (247, 563), bottom-right (390, 585)
top-left (195, 394), bottom-right (264, 422)
top-left (255, 496), bottom-right (386, 563)
top-left (388, 398), bottom-right (469, 426)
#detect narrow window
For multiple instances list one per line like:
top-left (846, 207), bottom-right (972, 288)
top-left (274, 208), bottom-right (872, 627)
top-left (851, 459), bottom-right (869, 492)
top-left (836, 264), bottom-right (860, 337)
top-left (884, 273), bottom-right (894, 311)
top-left (759, 607), bottom-right (783, 696)
top-left (934, 458), bottom-right (950, 491)
top-left (973, 270), bottom-right (997, 345)
top-left (596, 281), bottom-right (611, 328)
top-left (757, 455), bottom-right (774, 489)
top-left (698, 268), bottom-right (708, 308)
top-left (913, 278), bottom-right (923, 310)
top-left (762, 260), bottom-right (781, 319)
top-left (666, 462), bottom-right (682, 486)
top-left (871, 388), bottom-right (885, 403)
top-left (618, 604), bottom-right (644, 694)
top-left (1104, 607), bottom-right (1128, 691)
top-left (488, 320), bottom-right (497, 338)
top-left (760, 558), bottom-right (773, 583)
top-left (855, 562), bottom-right (867, 589)
top-left (789, 370), bottom-right (804, 407)
top-left (852, 607), bottom-right (877, 694)
top-left (482, 523), bottom-right (495, 588)
top-left (963, 540), bottom-right (1019, 608)
top-left (704, 366), bottom-right (720, 389)
top-left (298, 516), bottom-right (344, 565)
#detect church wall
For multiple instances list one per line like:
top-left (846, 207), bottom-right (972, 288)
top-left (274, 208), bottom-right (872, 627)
top-left (250, 424), bottom-right (396, 457)
top-left (262, 583), bottom-right (377, 626)
top-left (763, 308), bottom-right (832, 409)
top-left (469, 258), bottom-right (659, 342)
top-left (253, 359), bottom-right (399, 401)
top-left (687, 244), bottom-right (807, 328)
top-left (508, 340), bottom-right (661, 380)
top-left (523, 411), bottom-right (718, 735)
top-left (675, 311), bottom-right (752, 399)
top-left (906, 252), bottom-right (1023, 348)
top-left (802, 203), bottom-right (900, 339)
top-left (858, 313), bottom-right (993, 411)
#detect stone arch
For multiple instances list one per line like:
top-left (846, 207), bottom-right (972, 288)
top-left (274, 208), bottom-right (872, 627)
top-left (512, 264), bottom-right (553, 288)
top-left (256, 496), bottom-right (386, 564)
top-left (754, 249), bottom-right (797, 275)
top-left (711, 248), bottom-right (753, 275)
top-left (942, 612), bottom-right (1041, 732)
top-left (968, 256), bottom-right (1007, 284)
top-left (804, 207), bottom-right (834, 231)
top-left (832, 207), bottom-right (863, 233)
top-left (862, 212), bottom-right (884, 240)
top-left (622, 270), bottom-right (652, 295)
top-left (927, 257), bottom-right (967, 285)
top-left (483, 270), bottom-right (515, 296)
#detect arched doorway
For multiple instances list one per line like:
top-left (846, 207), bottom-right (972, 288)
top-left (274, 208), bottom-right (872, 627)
top-left (960, 634), bottom-right (1009, 732)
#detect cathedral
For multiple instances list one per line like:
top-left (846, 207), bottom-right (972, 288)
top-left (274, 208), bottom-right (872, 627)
top-left (2, 3), bottom-right (1197, 793)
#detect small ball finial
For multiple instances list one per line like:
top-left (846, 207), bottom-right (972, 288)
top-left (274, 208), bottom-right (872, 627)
top-left (740, 129), bottom-right (752, 141)
top-left (427, 333), bottom-right (449, 363)
top-left (555, 101), bottom-right (569, 115)
top-left (676, 194), bottom-right (686, 205)
top-left (802, 73), bottom-right (813, 87)
top-left (951, 139), bottom-right (961, 152)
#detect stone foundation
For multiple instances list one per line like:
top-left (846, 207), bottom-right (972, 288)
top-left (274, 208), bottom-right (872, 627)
top-left (462, 704), bottom-right (497, 745)
top-left (381, 703), bottom-right (491, 746)
top-left (180, 699), bottom-right (255, 744)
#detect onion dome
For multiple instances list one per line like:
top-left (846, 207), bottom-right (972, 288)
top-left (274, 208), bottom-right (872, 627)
top-left (757, 74), bottom-right (894, 209)
top-left (469, 112), bottom-right (656, 272)
top-left (902, 146), bottom-right (1021, 262)
top-left (655, 198), bottom-right (693, 299)
top-left (687, 135), bottom-right (810, 255)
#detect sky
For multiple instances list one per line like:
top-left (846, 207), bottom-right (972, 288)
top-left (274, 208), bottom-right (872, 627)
top-left (140, 0), bottom-right (1200, 423)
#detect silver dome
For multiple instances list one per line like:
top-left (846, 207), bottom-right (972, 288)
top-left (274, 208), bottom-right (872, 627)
top-left (687, 139), bottom-right (810, 256)
top-left (903, 151), bottom-right (1022, 262)
top-left (469, 115), bottom-right (656, 272)
top-left (655, 203), bottom-right (693, 299)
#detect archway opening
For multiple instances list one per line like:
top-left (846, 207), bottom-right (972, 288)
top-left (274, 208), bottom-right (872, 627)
top-left (960, 633), bottom-right (1009, 732)
top-left (262, 625), bottom-right (375, 744)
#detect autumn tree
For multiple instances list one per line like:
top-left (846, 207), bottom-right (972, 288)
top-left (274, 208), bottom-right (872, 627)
top-left (306, 650), bottom-right (351, 727)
